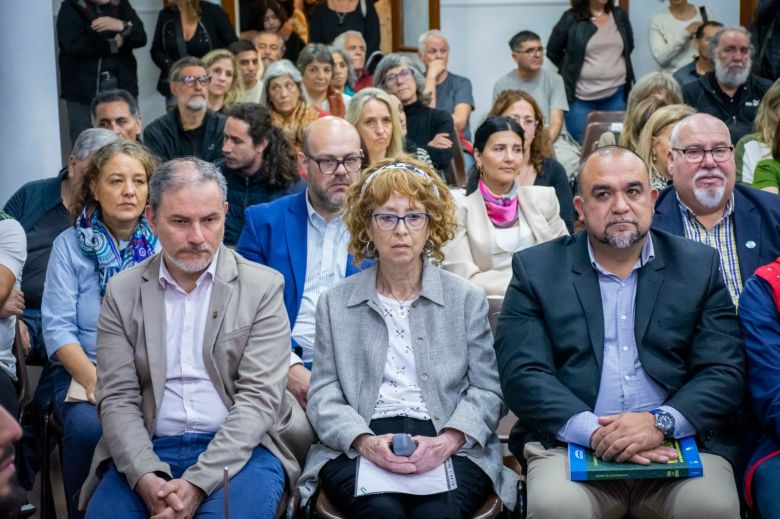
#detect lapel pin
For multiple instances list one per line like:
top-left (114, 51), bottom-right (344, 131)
top-left (746, 241), bottom-right (756, 249)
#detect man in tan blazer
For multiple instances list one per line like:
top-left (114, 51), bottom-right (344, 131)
top-left (82, 157), bottom-right (312, 518)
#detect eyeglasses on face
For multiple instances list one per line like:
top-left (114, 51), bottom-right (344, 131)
top-left (177, 75), bottom-right (212, 87)
top-left (305, 153), bottom-right (363, 174)
top-left (515, 45), bottom-right (544, 56)
top-left (371, 212), bottom-right (430, 231)
top-left (385, 68), bottom-right (412, 87)
top-left (671, 146), bottom-right (734, 163)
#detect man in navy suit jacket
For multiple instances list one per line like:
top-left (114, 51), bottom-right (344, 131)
top-left (653, 113), bottom-right (780, 305)
top-left (237, 117), bottom-right (370, 408)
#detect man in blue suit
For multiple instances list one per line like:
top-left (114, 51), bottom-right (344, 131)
top-left (237, 117), bottom-right (368, 408)
top-left (653, 113), bottom-right (780, 306)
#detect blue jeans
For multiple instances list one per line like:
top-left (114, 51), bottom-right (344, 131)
top-left (565, 85), bottom-right (627, 144)
top-left (86, 433), bottom-right (285, 519)
top-left (51, 363), bottom-right (102, 519)
top-left (753, 455), bottom-right (780, 519)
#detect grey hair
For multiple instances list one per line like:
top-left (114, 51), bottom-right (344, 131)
top-left (168, 56), bottom-right (207, 84)
top-left (708, 26), bottom-right (754, 58)
top-left (71, 128), bottom-right (121, 160)
top-left (669, 113), bottom-right (732, 148)
top-left (373, 53), bottom-right (431, 105)
top-left (296, 43), bottom-right (334, 73)
top-left (260, 59), bottom-right (304, 107)
top-left (90, 89), bottom-right (141, 120)
top-left (333, 30), bottom-right (365, 51)
top-left (149, 157), bottom-right (227, 212)
top-left (417, 30), bottom-right (447, 53)
top-left (329, 46), bottom-right (356, 88)
top-left (626, 71), bottom-right (683, 112)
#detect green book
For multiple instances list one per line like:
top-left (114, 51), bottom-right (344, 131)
top-left (568, 436), bottom-right (703, 481)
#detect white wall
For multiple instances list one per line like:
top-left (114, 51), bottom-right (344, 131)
top-left (0, 2), bottom-right (62, 207)
top-left (439, 0), bottom-right (743, 134)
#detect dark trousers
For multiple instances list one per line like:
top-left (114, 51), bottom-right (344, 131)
top-left (320, 417), bottom-right (491, 519)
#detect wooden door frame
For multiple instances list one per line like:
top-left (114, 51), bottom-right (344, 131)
top-left (391, 1), bottom-right (440, 52)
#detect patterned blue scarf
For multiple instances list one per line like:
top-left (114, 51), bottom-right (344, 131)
top-left (77, 202), bottom-right (157, 295)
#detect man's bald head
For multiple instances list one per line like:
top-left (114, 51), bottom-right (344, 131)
top-left (302, 116), bottom-right (361, 155)
top-left (577, 146), bottom-right (649, 195)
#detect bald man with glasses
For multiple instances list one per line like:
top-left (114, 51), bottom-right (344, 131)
top-left (143, 56), bottom-right (226, 162)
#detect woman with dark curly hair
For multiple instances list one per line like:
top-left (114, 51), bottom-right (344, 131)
top-left (298, 156), bottom-right (519, 517)
top-left (467, 90), bottom-right (575, 232)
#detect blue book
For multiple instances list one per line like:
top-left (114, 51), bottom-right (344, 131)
top-left (569, 436), bottom-right (703, 481)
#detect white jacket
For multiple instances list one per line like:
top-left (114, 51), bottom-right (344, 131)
top-left (649, 8), bottom-right (703, 73)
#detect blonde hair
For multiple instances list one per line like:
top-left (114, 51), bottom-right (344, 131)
top-left (202, 49), bottom-right (243, 110)
top-left (753, 77), bottom-right (780, 144)
top-left (636, 104), bottom-right (697, 187)
top-left (345, 87), bottom-right (405, 164)
top-left (344, 156), bottom-right (456, 264)
top-left (619, 96), bottom-right (666, 152)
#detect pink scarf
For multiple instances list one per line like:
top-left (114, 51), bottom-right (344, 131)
top-left (478, 179), bottom-right (518, 228)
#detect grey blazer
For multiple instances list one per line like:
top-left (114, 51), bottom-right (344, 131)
top-left (80, 247), bottom-right (315, 508)
top-left (297, 260), bottom-right (518, 508)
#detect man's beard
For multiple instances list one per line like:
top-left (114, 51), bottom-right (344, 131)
top-left (692, 170), bottom-right (728, 209)
top-left (714, 57), bottom-right (751, 88)
top-left (600, 219), bottom-right (646, 249)
top-left (184, 97), bottom-right (207, 111)
top-left (164, 243), bottom-right (218, 274)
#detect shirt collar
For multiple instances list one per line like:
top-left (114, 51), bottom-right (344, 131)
top-left (675, 192), bottom-right (735, 223)
top-left (587, 233), bottom-right (655, 276)
top-left (158, 248), bottom-right (220, 291)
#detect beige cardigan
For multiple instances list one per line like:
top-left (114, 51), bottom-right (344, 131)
top-left (442, 186), bottom-right (569, 297)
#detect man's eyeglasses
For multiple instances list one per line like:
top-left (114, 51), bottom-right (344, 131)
top-left (305, 153), bottom-right (363, 174)
top-left (177, 75), bottom-right (212, 87)
top-left (515, 45), bottom-right (544, 56)
top-left (372, 212), bottom-right (430, 231)
top-left (672, 146), bottom-right (734, 163)
top-left (385, 68), bottom-right (412, 87)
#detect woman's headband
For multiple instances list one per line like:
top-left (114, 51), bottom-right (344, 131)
top-left (359, 162), bottom-right (441, 197)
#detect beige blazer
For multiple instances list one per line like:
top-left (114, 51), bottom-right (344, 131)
top-left (442, 187), bottom-right (569, 297)
top-left (80, 247), bottom-right (314, 508)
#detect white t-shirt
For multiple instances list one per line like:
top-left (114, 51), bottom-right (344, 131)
top-left (0, 218), bottom-right (26, 379)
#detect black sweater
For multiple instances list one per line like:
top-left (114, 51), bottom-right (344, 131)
top-left (403, 101), bottom-right (454, 171)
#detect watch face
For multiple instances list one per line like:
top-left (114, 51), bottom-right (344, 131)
top-left (654, 411), bottom-right (675, 435)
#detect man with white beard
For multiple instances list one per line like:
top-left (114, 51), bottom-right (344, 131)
top-left (144, 57), bottom-right (227, 162)
top-left (652, 113), bottom-right (780, 306)
top-left (682, 27), bottom-right (772, 145)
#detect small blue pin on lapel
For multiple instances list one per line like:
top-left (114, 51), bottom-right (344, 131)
top-left (746, 241), bottom-right (756, 249)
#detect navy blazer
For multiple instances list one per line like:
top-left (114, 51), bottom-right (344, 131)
top-left (236, 191), bottom-right (370, 351)
top-left (653, 184), bottom-right (780, 284)
top-left (494, 230), bottom-right (745, 467)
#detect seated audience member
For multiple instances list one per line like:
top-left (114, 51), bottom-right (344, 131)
top-left (91, 90), bottom-right (143, 142)
top-left (443, 117), bottom-right (568, 297)
top-left (495, 146), bottom-right (745, 519)
top-left (735, 78), bottom-right (780, 184)
top-left (0, 212), bottom-right (25, 418)
top-left (653, 113), bottom-right (780, 305)
top-left (330, 46), bottom-right (355, 99)
top-left (0, 405), bottom-right (23, 518)
top-left (334, 30), bottom-right (372, 91)
top-left (263, 0), bottom-right (306, 63)
top-left (42, 141), bottom-right (159, 518)
top-left (4, 129), bottom-right (119, 363)
top-left (237, 117), bottom-right (369, 407)
top-left (418, 30), bottom-right (475, 141)
top-left (229, 40), bottom-right (264, 104)
top-left (150, 0), bottom-right (237, 99)
top-left (255, 30), bottom-right (286, 68)
top-left (57, 0), bottom-right (147, 143)
top-left (345, 87), bottom-right (404, 167)
top-left (261, 59), bottom-right (322, 152)
top-left (468, 90), bottom-right (575, 232)
top-left (494, 30), bottom-right (581, 180)
top-left (298, 157), bottom-right (518, 515)
top-left (649, 0), bottom-right (707, 74)
top-left (219, 103), bottom-right (305, 246)
top-left (683, 27), bottom-right (772, 145)
top-left (202, 49), bottom-right (242, 113)
top-left (636, 104), bottom-right (697, 189)
top-left (83, 158), bottom-right (313, 519)
top-left (673, 21), bottom-right (724, 87)
top-left (739, 258), bottom-right (780, 519)
top-left (144, 57), bottom-right (227, 163)
top-left (307, 0), bottom-right (379, 56)
top-left (298, 43), bottom-right (347, 117)
top-left (374, 53), bottom-right (454, 173)
top-left (387, 93), bottom-right (435, 170)
top-left (753, 121), bottom-right (780, 194)
top-left (547, 0), bottom-right (635, 144)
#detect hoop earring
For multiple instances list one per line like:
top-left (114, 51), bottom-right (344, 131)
top-left (423, 238), bottom-right (434, 256)
top-left (364, 240), bottom-right (377, 258)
